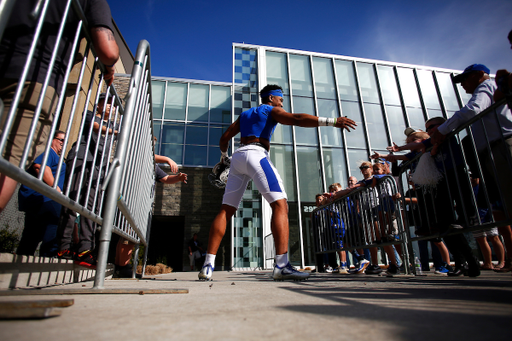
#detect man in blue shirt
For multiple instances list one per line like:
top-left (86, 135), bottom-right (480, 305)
top-left (17, 131), bottom-right (67, 257)
top-left (198, 84), bottom-right (357, 281)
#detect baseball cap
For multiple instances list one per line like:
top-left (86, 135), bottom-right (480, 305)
top-left (98, 93), bottom-right (107, 101)
top-left (404, 127), bottom-right (419, 137)
top-left (453, 64), bottom-right (490, 83)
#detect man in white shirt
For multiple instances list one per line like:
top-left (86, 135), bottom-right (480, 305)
top-left (430, 63), bottom-right (512, 272)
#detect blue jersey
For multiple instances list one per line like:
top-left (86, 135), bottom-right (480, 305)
top-left (239, 104), bottom-right (278, 140)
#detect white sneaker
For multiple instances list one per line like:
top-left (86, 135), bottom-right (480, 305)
top-left (338, 266), bottom-right (349, 274)
top-left (325, 265), bottom-right (333, 273)
top-left (273, 263), bottom-right (310, 281)
top-left (198, 263), bottom-right (214, 281)
top-left (348, 259), bottom-right (370, 274)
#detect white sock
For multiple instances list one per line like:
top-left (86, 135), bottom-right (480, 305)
top-left (275, 253), bottom-right (288, 268)
top-left (204, 253), bottom-right (216, 267)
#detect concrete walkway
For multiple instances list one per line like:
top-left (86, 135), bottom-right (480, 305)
top-left (0, 270), bottom-right (511, 341)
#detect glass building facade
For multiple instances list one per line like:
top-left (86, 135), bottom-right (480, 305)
top-left (152, 44), bottom-right (472, 270)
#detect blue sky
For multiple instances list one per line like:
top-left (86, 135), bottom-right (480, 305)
top-left (108, 0), bottom-right (512, 83)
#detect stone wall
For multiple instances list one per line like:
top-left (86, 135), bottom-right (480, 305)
top-left (153, 166), bottom-right (231, 271)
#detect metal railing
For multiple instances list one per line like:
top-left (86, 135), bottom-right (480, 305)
top-left (0, 0), bottom-right (155, 288)
top-left (312, 97), bottom-right (512, 276)
top-left (313, 176), bottom-right (411, 273)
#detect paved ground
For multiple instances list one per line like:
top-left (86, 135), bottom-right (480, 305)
top-left (0, 269), bottom-right (511, 341)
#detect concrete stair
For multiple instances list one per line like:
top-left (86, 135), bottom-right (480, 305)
top-left (0, 253), bottom-right (113, 289)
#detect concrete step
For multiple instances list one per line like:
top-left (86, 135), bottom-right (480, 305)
top-left (0, 253), bottom-right (113, 289)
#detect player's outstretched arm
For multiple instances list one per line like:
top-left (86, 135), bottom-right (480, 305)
top-left (270, 107), bottom-right (356, 131)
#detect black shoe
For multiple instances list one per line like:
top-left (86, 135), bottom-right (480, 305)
top-left (74, 250), bottom-right (97, 269)
top-left (365, 264), bottom-right (383, 274)
top-left (386, 264), bottom-right (400, 275)
top-left (447, 263), bottom-right (467, 276)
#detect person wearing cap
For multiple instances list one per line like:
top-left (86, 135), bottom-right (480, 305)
top-left (57, 93), bottom-right (119, 268)
top-left (198, 84), bottom-right (357, 281)
top-left (429, 64), bottom-right (512, 272)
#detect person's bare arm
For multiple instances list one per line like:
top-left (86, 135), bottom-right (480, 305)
top-left (387, 141), bottom-right (424, 153)
top-left (32, 164), bottom-right (61, 192)
top-left (92, 121), bottom-right (117, 135)
top-left (159, 172), bottom-right (187, 185)
top-left (270, 107), bottom-right (357, 131)
top-left (90, 26), bottom-right (119, 86)
top-left (155, 155), bottom-right (178, 173)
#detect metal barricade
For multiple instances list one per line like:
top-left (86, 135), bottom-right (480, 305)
top-left (94, 40), bottom-right (155, 287)
top-left (395, 98), bottom-right (512, 262)
top-left (0, 0), bottom-right (155, 289)
top-left (312, 175), bottom-right (411, 274)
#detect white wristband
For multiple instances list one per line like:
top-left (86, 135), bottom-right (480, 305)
top-left (221, 150), bottom-right (228, 158)
top-left (318, 117), bottom-right (336, 127)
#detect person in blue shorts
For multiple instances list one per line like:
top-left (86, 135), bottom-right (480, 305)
top-left (199, 84), bottom-right (357, 281)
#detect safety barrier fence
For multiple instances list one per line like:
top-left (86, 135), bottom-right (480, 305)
top-left (313, 176), bottom-right (411, 273)
top-left (0, 0), bottom-right (155, 289)
top-left (312, 97), bottom-right (512, 275)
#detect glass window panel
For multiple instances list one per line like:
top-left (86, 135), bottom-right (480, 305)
top-left (456, 82), bottom-right (472, 104)
top-left (397, 68), bottom-right (422, 108)
top-left (407, 107), bottom-right (426, 130)
top-left (287, 202), bottom-right (301, 266)
top-left (293, 96), bottom-right (318, 145)
top-left (323, 147), bottom-right (347, 189)
top-left (160, 143), bottom-right (182, 165)
top-left (312, 57), bottom-right (336, 100)
top-left (335, 60), bottom-right (358, 101)
top-left (272, 96), bottom-right (293, 144)
top-left (436, 72), bottom-right (460, 111)
top-left (356, 62), bottom-right (380, 104)
top-left (364, 103), bottom-right (389, 150)
top-left (347, 149), bottom-right (369, 179)
top-left (417, 70), bottom-right (441, 111)
top-left (208, 146), bottom-right (221, 167)
top-left (164, 82), bottom-right (187, 120)
top-left (377, 66), bottom-right (401, 106)
top-left (266, 51), bottom-right (289, 94)
top-left (161, 122), bottom-right (184, 144)
top-left (341, 101), bottom-right (367, 149)
top-left (270, 145), bottom-right (297, 201)
top-left (184, 145), bottom-right (207, 166)
top-left (151, 80), bottom-right (165, 119)
top-left (186, 124), bottom-right (208, 145)
top-left (296, 146), bottom-right (323, 201)
top-left (318, 99), bottom-right (342, 146)
top-left (209, 125), bottom-right (227, 147)
top-left (188, 84), bottom-right (209, 122)
top-left (289, 54), bottom-right (313, 97)
top-left (426, 109), bottom-right (443, 120)
top-left (153, 121), bottom-right (162, 155)
top-left (210, 86), bottom-right (231, 123)
top-left (385, 105), bottom-right (406, 145)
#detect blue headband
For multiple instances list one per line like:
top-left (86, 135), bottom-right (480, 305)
top-left (260, 89), bottom-right (283, 98)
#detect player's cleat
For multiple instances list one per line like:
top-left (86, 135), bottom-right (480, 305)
top-left (198, 263), bottom-right (214, 281)
top-left (272, 263), bottom-right (310, 281)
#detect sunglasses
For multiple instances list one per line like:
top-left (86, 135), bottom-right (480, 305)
top-left (359, 165), bottom-right (370, 170)
top-left (425, 123), bottom-right (439, 131)
top-left (54, 138), bottom-right (65, 143)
